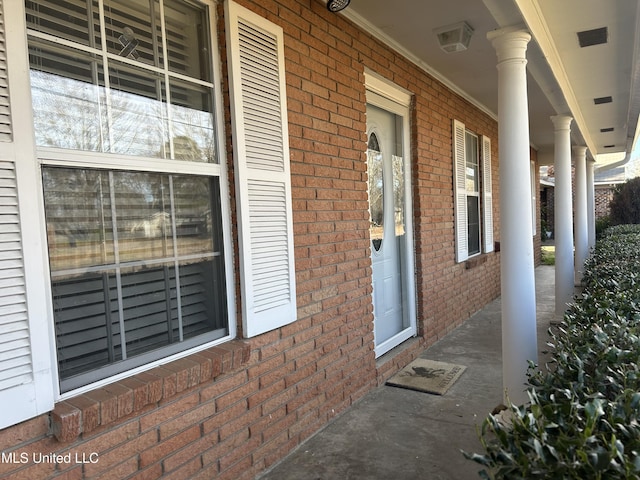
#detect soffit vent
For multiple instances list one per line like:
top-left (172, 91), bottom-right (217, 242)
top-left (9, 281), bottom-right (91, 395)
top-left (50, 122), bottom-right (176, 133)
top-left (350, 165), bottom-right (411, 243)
top-left (577, 27), bottom-right (608, 47)
top-left (604, 144), bottom-right (616, 148)
top-left (600, 127), bottom-right (614, 132)
top-left (594, 96), bottom-right (613, 105)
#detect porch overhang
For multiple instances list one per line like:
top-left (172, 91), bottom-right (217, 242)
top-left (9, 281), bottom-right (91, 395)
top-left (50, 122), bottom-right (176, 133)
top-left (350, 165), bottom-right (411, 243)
top-left (333, 0), bottom-right (640, 167)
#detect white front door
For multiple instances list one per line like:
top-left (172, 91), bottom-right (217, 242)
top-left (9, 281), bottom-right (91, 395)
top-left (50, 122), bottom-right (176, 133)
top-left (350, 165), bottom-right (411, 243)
top-left (366, 90), bottom-right (416, 357)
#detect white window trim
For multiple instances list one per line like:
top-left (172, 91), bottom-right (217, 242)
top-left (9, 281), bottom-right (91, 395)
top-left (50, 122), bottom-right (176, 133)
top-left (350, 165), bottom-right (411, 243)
top-left (453, 119), bottom-right (494, 262)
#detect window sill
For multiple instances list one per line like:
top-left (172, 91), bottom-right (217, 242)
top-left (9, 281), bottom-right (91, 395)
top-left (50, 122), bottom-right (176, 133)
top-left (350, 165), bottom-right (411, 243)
top-left (50, 340), bottom-right (250, 443)
top-left (465, 253), bottom-right (488, 269)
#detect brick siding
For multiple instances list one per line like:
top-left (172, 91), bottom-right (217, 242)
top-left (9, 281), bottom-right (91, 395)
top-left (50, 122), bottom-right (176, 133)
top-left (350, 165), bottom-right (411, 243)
top-left (595, 185), bottom-right (614, 219)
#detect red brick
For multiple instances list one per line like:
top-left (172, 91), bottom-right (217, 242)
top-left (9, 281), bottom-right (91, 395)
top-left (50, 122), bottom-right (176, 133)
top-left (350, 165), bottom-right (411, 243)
top-left (135, 371), bottom-right (164, 404)
top-left (83, 430), bottom-right (157, 477)
top-left (0, 415), bottom-right (48, 450)
top-left (140, 392), bottom-right (199, 433)
top-left (84, 389), bottom-right (119, 427)
top-left (50, 402), bottom-right (81, 442)
top-left (80, 420), bottom-right (140, 454)
top-left (102, 382), bottom-right (134, 419)
top-left (139, 425), bottom-right (200, 468)
top-left (125, 464), bottom-right (163, 480)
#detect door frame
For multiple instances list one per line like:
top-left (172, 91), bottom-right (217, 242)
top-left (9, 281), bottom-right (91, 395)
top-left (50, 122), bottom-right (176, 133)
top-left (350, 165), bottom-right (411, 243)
top-left (365, 70), bottom-right (417, 358)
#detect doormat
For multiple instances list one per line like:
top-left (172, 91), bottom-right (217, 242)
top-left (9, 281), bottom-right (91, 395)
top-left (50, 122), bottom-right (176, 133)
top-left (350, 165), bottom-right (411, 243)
top-left (386, 358), bottom-right (466, 395)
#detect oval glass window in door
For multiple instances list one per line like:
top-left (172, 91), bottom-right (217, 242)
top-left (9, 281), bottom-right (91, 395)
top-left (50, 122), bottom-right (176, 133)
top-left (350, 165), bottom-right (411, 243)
top-left (368, 132), bottom-right (384, 252)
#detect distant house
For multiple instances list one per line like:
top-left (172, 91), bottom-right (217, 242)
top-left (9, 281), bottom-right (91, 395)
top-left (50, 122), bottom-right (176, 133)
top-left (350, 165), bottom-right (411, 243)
top-left (594, 165), bottom-right (626, 219)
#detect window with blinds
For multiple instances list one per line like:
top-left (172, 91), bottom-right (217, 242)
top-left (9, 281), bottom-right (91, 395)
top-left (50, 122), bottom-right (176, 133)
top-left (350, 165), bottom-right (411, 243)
top-left (26, 0), bottom-right (215, 161)
top-left (44, 167), bottom-right (227, 391)
top-left (25, 0), bottom-right (230, 393)
top-left (452, 119), bottom-right (494, 262)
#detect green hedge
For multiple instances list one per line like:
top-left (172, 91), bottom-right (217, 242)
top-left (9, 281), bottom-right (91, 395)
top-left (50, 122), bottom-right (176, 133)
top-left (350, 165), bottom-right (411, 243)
top-left (465, 225), bottom-right (640, 479)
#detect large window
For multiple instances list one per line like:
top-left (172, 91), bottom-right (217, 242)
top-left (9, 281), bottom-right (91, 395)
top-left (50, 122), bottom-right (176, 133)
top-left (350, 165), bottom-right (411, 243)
top-left (453, 119), bottom-right (493, 262)
top-left (26, 0), bottom-right (229, 392)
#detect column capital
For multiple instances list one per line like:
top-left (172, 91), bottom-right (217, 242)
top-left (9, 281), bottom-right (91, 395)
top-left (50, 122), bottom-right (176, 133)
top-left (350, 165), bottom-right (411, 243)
top-left (487, 27), bottom-right (531, 64)
top-left (551, 115), bottom-right (573, 131)
top-left (572, 145), bottom-right (588, 157)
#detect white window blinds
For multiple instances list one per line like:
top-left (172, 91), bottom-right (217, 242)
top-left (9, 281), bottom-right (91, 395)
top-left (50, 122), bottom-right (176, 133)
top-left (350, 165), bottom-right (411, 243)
top-left (225, 1), bottom-right (296, 337)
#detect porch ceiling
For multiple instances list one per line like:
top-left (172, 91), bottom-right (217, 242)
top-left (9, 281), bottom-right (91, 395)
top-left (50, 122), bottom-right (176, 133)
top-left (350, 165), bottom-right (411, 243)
top-left (340, 0), bottom-right (640, 168)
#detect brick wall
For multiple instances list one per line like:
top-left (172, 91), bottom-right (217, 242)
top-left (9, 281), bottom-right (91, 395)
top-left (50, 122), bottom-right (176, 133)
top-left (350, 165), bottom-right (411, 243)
top-left (0, 1), bottom-right (507, 479)
top-left (532, 149), bottom-right (542, 266)
top-left (595, 185), bottom-right (614, 219)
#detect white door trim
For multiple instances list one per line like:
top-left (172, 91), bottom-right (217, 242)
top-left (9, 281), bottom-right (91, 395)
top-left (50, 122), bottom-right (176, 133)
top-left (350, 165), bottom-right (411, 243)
top-left (365, 71), bottom-right (417, 358)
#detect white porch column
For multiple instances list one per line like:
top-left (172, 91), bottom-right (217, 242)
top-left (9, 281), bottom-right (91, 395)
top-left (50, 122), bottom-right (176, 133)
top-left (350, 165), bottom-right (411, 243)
top-left (551, 115), bottom-right (574, 315)
top-left (587, 158), bottom-right (596, 250)
top-left (488, 28), bottom-right (537, 406)
top-left (573, 146), bottom-right (588, 283)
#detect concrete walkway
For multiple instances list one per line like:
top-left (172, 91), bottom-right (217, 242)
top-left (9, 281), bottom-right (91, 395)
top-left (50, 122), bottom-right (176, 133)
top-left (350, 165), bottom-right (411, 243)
top-left (258, 265), bottom-right (557, 480)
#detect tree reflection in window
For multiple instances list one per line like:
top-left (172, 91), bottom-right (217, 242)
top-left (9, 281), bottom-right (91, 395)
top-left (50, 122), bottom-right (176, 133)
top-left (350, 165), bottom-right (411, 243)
top-left (26, 0), bottom-right (215, 162)
top-left (43, 167), bottom-right (227, 388)
top-left (368, 132), bottom-right (384, 252)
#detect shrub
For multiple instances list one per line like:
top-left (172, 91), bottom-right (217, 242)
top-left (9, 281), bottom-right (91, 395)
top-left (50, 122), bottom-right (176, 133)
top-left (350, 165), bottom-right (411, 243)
top-left (465, 225), bottom-right (640, 479)
top-left (595, 216), bottom-right (611, 240)
top-left (609, 178), bottom-right (640, 225)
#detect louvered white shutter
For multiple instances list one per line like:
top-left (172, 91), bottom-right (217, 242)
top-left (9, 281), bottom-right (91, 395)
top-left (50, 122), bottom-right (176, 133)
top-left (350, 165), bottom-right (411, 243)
top-left (0, 1), bottom-right (9, 142)
top-left (482, 135), bottom-right (494, 253)
top-left (0, 0), bottom-right (55, 429)
top-left (452, 119), bottom-right (468, 262)
top-left (226, 1), bottom-right (296, 337)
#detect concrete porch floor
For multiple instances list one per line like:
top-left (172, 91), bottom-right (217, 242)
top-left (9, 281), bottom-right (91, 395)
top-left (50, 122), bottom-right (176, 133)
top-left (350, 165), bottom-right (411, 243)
top-left (258, 265), bottom-right (557, 480)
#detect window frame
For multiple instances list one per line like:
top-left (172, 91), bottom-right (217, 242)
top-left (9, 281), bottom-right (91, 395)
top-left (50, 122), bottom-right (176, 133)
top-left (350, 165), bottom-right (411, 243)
top-left (465, 130), bottom-right (481, 256)
top-left (25, 0), bottom-right (237, 399)
top-left (453, 119), bottom-right (494, 263)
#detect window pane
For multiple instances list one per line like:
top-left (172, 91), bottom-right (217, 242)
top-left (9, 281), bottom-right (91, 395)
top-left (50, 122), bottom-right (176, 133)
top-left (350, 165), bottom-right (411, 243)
top-left (29, 41), bottom-right (106, 151)
top-left (107, 61), bottom-right (169, 157)
top-left (44, 168), bottom-right (114, 271)
top-left (164, 0), bottom-right (212, 82)
top-left (52, 270), bottom-right (123, 380)
top-left (27, 0), bottom-right (216, 162)
top-left (101, 0), bottom-right (163, 67)
top-left (393, 154), bottom-right (405, 237)
top-left (169, 80), bottom-right (216, 162)
top-left (368, 133), bottom-right (384, 252)
top-left (465, 132), bottom-right (479, 192)
top-left (26, 0), bottom-right (94, 47)
top-left (44, 167), bottom-right (228, 390)
top-left (176, 257), bottom-right (228, 341)
top-left (172, 175), bottom-right (216, 256)
top-left (115, 171), bottom-right (173, 262)
top-left (467, 196), bottom-right (480, 255)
